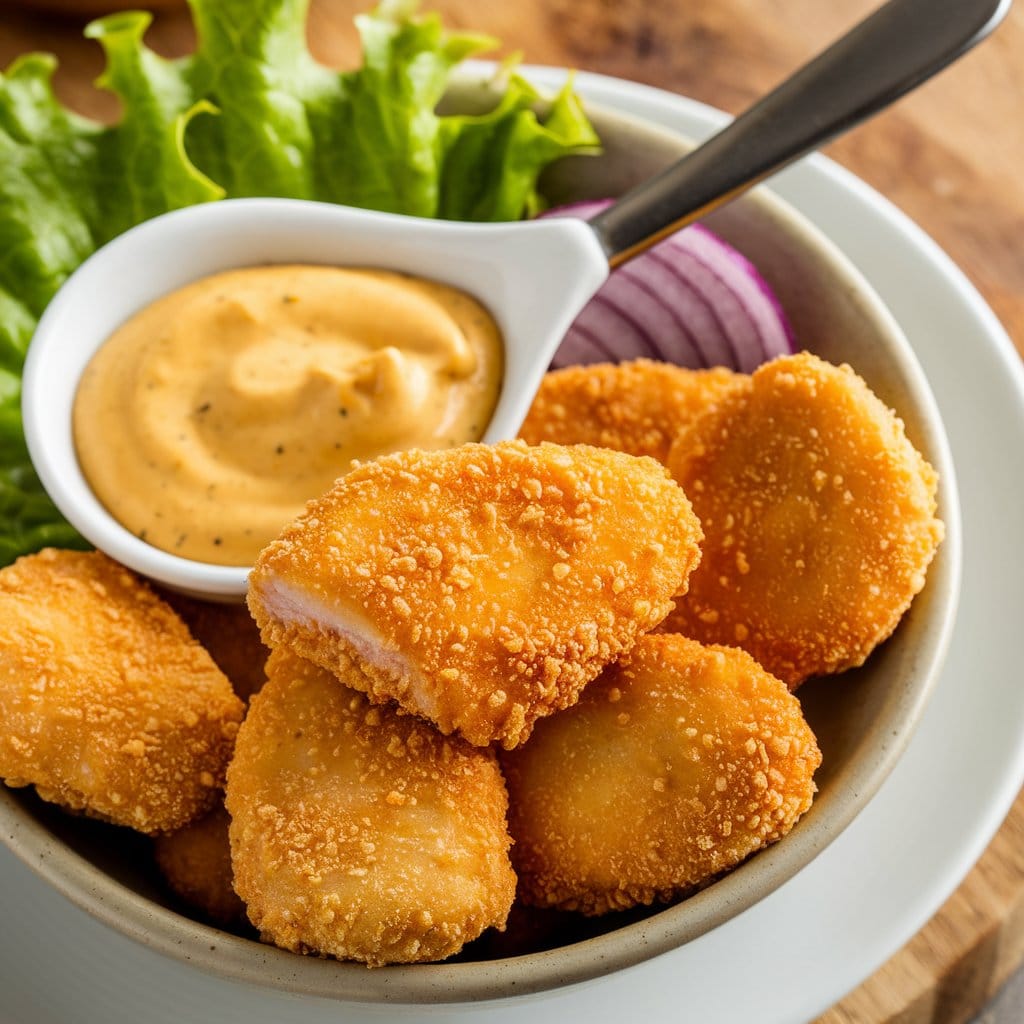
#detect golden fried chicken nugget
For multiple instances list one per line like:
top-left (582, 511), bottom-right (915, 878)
top-left (0, 550), bottom-right (244, 833)
top-left (248, 440), bottom-right (702, 749)
top-left (519, 359), bottom-right (739, 462)
top-left (226, 650), bottom-right (516, 965)
top-left (154, 805), bottom-right (247, 927)
top-left (501, 634), bottom-right (820, 915)
top-left (159, 589), bottom-right (269, 702)
top-left (663, 352), bottom-right (944, 687)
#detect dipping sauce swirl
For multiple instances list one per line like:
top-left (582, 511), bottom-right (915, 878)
top-left (73, 265), bottom-right (503, 566)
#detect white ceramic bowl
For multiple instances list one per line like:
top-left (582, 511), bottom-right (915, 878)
top-left (3, 81), bottom-right (961, 1003)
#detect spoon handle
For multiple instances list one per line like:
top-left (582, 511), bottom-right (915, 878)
top-left (588, 0), bottom-right (1011, 268)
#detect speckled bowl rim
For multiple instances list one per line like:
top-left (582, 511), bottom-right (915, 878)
top-left (0, 72), bottom-right (961, 1006)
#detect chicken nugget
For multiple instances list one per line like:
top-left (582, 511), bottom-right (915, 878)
top-left (663, 352), bottom-right (944, 687)
top-left (159, 589), bottom-right (269, 702)
top-left (226, 649), bottom-right (516, 965)
top-left (248, 440), bottom-right (702, 749)
top-left (0, 549), bottom-right (244, 833)
top-left (154, 805), bottom-right (246, 928)
top-left (501, 634), bottom-right (820, 915)
top-left (519, 359), bottom-right (739, 463)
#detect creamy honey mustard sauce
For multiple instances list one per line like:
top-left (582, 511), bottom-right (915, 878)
top-left (73, 265), bottom-right (503, 566)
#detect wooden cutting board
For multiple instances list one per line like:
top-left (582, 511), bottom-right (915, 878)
top-left (1, 1), bottom-right (1022, 1020)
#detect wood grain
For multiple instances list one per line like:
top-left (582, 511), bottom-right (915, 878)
top-left (2, 2), bottom-right (1022, 1021)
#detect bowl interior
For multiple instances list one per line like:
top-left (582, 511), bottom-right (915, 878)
top-left (0, 80), bottom-right (961, 1004)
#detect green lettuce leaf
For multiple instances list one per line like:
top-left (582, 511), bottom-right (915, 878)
top-left (0, 40), bottom-right (220, 567)
top-left (181, 0), bottom-right (598, 215)
top-left (0, 0), bottom-right (598, 566)
top-left (437, 71), bottom-right (598, 221)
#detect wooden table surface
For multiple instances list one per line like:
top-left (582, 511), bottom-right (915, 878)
top-left (2, 2), bottom-right (1023, 1021)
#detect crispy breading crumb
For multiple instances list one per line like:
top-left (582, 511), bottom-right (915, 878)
top-left (248, 440), bottom-right (702, 748)
top-left (226, 650), bottom-right (516, 965)
top-left (519, 360), bottom-right (740, 463)
top-left (0, 550), bottom-right (244, 833)
top-left (501, 634), bottom-right (820, 915)
top-left (663, 352), bottom-right (944, 687)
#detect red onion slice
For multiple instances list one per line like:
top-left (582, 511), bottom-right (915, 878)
top-left (539, 198), bottom-right (795, 372)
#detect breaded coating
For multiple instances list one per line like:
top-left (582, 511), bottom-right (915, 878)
top-left (248, 440), bottom-right (702, 749)
top-left (501, 634), bottom-right (820, 915)
top-left (663, 352), bottom-right (944, 687)
top-left (226, 650), bottom-right (516, 966)
top-left (159, 589), bottom-right (269, 702)
top-left (0, 550), bottom-right (244, 833)
top-left (519, 359), bottom-right (739, 463)
top-left (154, 805), bottom-right (247, 928)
